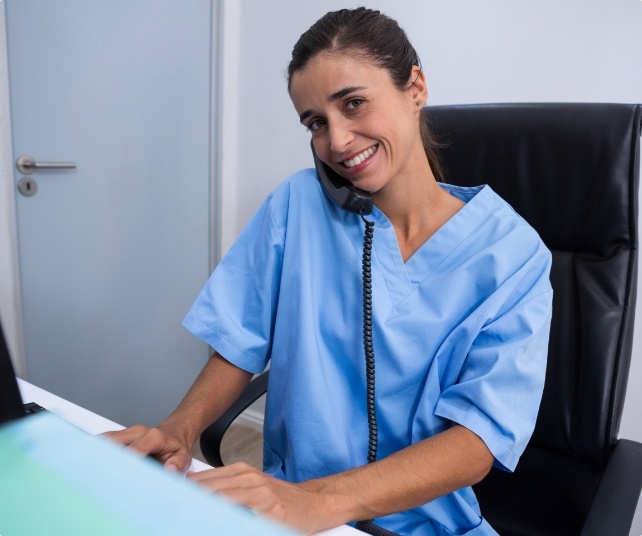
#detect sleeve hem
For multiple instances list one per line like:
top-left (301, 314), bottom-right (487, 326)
top-left (182, 313), bottom-right (268, 375)
top-left (435, 398), bottom-right (521, 472)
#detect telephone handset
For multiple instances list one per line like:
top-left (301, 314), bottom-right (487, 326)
top-left (311, 141), bottom-right (373, 215)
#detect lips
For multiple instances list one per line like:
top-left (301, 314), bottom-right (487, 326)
top-left (343, 145), bottom-right (377, 168)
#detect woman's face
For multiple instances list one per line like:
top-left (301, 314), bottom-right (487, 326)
top-left (289, 52), bottom-right (427, 196)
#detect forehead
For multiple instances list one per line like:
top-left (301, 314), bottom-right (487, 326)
top-left (289, 53), bottom-right (396, 112)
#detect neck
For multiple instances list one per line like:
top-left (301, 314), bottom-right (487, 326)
top-left (373, 155), bottom-right (440, 226)
top-left (373, 161), bottom-right (464, 262)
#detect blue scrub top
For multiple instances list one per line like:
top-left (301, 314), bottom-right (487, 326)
top-left (183, 168), bottom-right (553, 535)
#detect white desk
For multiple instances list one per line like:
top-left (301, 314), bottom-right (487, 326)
top-left (18, 379), bottom-right (359, 536)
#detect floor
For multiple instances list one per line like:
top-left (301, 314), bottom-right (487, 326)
top-left (192, 422), bottom-right (263, 470)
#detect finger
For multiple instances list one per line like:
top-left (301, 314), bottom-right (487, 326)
top-left (188, 468), bottom-right (221, 482)
top-left (101, 424), bottom-right (150, 446)
top-left (215, 486), bottom-right (264, 509)
top-left (126, 427), bottom-right (172, 456)
top-left (213, 484), bottom-right (292, 522)
top-left (162, 451), bottom-right (193, 473)
top-left (188, 462), bottom-right (255, 482)
top-left (190, 470), bottom-right (236, 488)
top-left (103, 426), bottom-right (192, 474)
top-left (190, 471), bottom-right (274, 499)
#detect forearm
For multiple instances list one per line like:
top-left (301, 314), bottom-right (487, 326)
top-left (300, 424), bottom-right (494, 526)
top-left (159, 352), bottom-right (253, 448)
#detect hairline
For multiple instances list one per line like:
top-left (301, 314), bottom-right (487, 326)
top-left (287, 47), bottom-right (410, 94)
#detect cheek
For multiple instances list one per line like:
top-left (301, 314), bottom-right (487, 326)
top-left (386, 113), bottom-right (420, 152)
top-left (363, 109), bottom-right (405, 145)
top-left (312, 137), bottom-right (333, 164)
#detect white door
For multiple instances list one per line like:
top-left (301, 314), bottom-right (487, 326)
top-left (5, 0), bottom-right (215, 426)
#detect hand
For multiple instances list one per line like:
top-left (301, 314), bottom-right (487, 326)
top-left (188, 462), bottom-right (332, 534)
top-left (102, 424), bottom-right (193, 473)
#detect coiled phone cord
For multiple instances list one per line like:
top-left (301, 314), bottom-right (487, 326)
top-left (360, 213), bottom-right (378, 464)
top-left (356, 213), bottom-right (400, 536)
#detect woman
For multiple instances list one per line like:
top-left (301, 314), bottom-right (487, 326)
top-left (109, 8), bottom-right (552, 535)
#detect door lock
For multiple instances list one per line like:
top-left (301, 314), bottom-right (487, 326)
top-left (18, 177), bottom-right (38, 197)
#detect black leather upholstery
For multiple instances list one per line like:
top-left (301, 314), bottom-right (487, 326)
top-left (200, 103), bottom-right (642, 535)
top-left (428, 103), bottom-right (642, 535)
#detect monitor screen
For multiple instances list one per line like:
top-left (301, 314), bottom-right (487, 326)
top-left (0, 320), bottom-right (26, 424)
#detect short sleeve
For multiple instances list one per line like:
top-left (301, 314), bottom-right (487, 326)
top-left (182, 192), bottom-right (286, 374)
top-left (435, 263), bottom-right (553, 472)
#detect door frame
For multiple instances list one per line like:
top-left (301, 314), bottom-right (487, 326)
top-left (0, 0), bottom-right (223, 378)
top-left (0, 3), bottom-right (25, 376)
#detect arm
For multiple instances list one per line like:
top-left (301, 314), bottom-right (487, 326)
top-left (189, 423), bottom-right (493, 533)
top-left (104, 352), bottom-right (252, 471)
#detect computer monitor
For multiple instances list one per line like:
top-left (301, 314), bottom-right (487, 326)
top-left (0, 319), bottom-right (26, 424)
top-left (0, 318), bottom-right (296, 535)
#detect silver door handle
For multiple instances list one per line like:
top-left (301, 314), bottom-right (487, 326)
top-left (16, 155), bottom-right (77, 175)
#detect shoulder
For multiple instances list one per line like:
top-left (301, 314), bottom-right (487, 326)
top-left (441, 183), bottom-right (552, 292)
top-left (268, 167), bottom-right (318, 204)
top-left (264, 167), bottom-right (328, 231)
top-left (446, 183), bottom-right (548, 255)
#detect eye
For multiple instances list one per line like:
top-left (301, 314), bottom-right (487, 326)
top-left (346, 98), bottom-right (365, 111)
top-left (306, 118), bottom-right (326, 133)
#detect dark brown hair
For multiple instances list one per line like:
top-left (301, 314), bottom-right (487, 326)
top-left (287, 7), bottom-right (444, 180)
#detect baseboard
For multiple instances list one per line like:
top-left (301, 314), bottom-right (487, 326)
top-left (235, 409), bottom-right (264, 433)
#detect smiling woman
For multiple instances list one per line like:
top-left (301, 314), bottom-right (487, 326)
top-left (289, 52), bottom-right (465, 262)
top-left (106, 8), bottom-right (553, 536)
top-left (287, 8), bottom-right (445, 185)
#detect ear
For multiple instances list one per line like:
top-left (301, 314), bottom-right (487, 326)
top-left (408, 65), bottom-right (428, 108)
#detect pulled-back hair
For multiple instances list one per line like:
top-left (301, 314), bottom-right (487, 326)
top-left (287, 7), bottom-right (444, 180)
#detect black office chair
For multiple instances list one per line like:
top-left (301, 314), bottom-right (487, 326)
top-left (200, 103), bottom-right (642, 536)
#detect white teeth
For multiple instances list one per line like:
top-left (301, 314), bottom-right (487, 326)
top-left (344, 146), bottom-right (376, 168)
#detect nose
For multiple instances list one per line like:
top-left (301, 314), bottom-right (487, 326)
top-left (327, 118), bottom-right (353, 154)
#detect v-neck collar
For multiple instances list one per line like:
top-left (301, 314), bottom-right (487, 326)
top-left (351, 184), bottom-right (497, 307)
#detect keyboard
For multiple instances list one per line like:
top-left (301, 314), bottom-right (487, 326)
top-left (23, 402), bottom-right (47, 415)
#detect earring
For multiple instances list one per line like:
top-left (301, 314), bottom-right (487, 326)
top-left (416, 101), bottom-right (422, 106)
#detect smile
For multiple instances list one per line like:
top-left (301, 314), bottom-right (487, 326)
top-left (343, 145), bottom-right (377, 168)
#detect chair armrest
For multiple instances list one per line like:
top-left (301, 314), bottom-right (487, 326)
top-left (581, 439), bottom-right (642, 536)
top-left (198, 370), bottom-right (269, 467)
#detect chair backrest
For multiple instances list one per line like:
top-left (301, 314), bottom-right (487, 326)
top-left (426, 103), bottom-right (642, 535)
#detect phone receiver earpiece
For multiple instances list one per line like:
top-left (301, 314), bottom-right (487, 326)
top-left (311, 141), bottom-right (373, 215)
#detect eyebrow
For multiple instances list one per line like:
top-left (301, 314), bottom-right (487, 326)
top-left (298, 85), bottom-right (367, 124)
